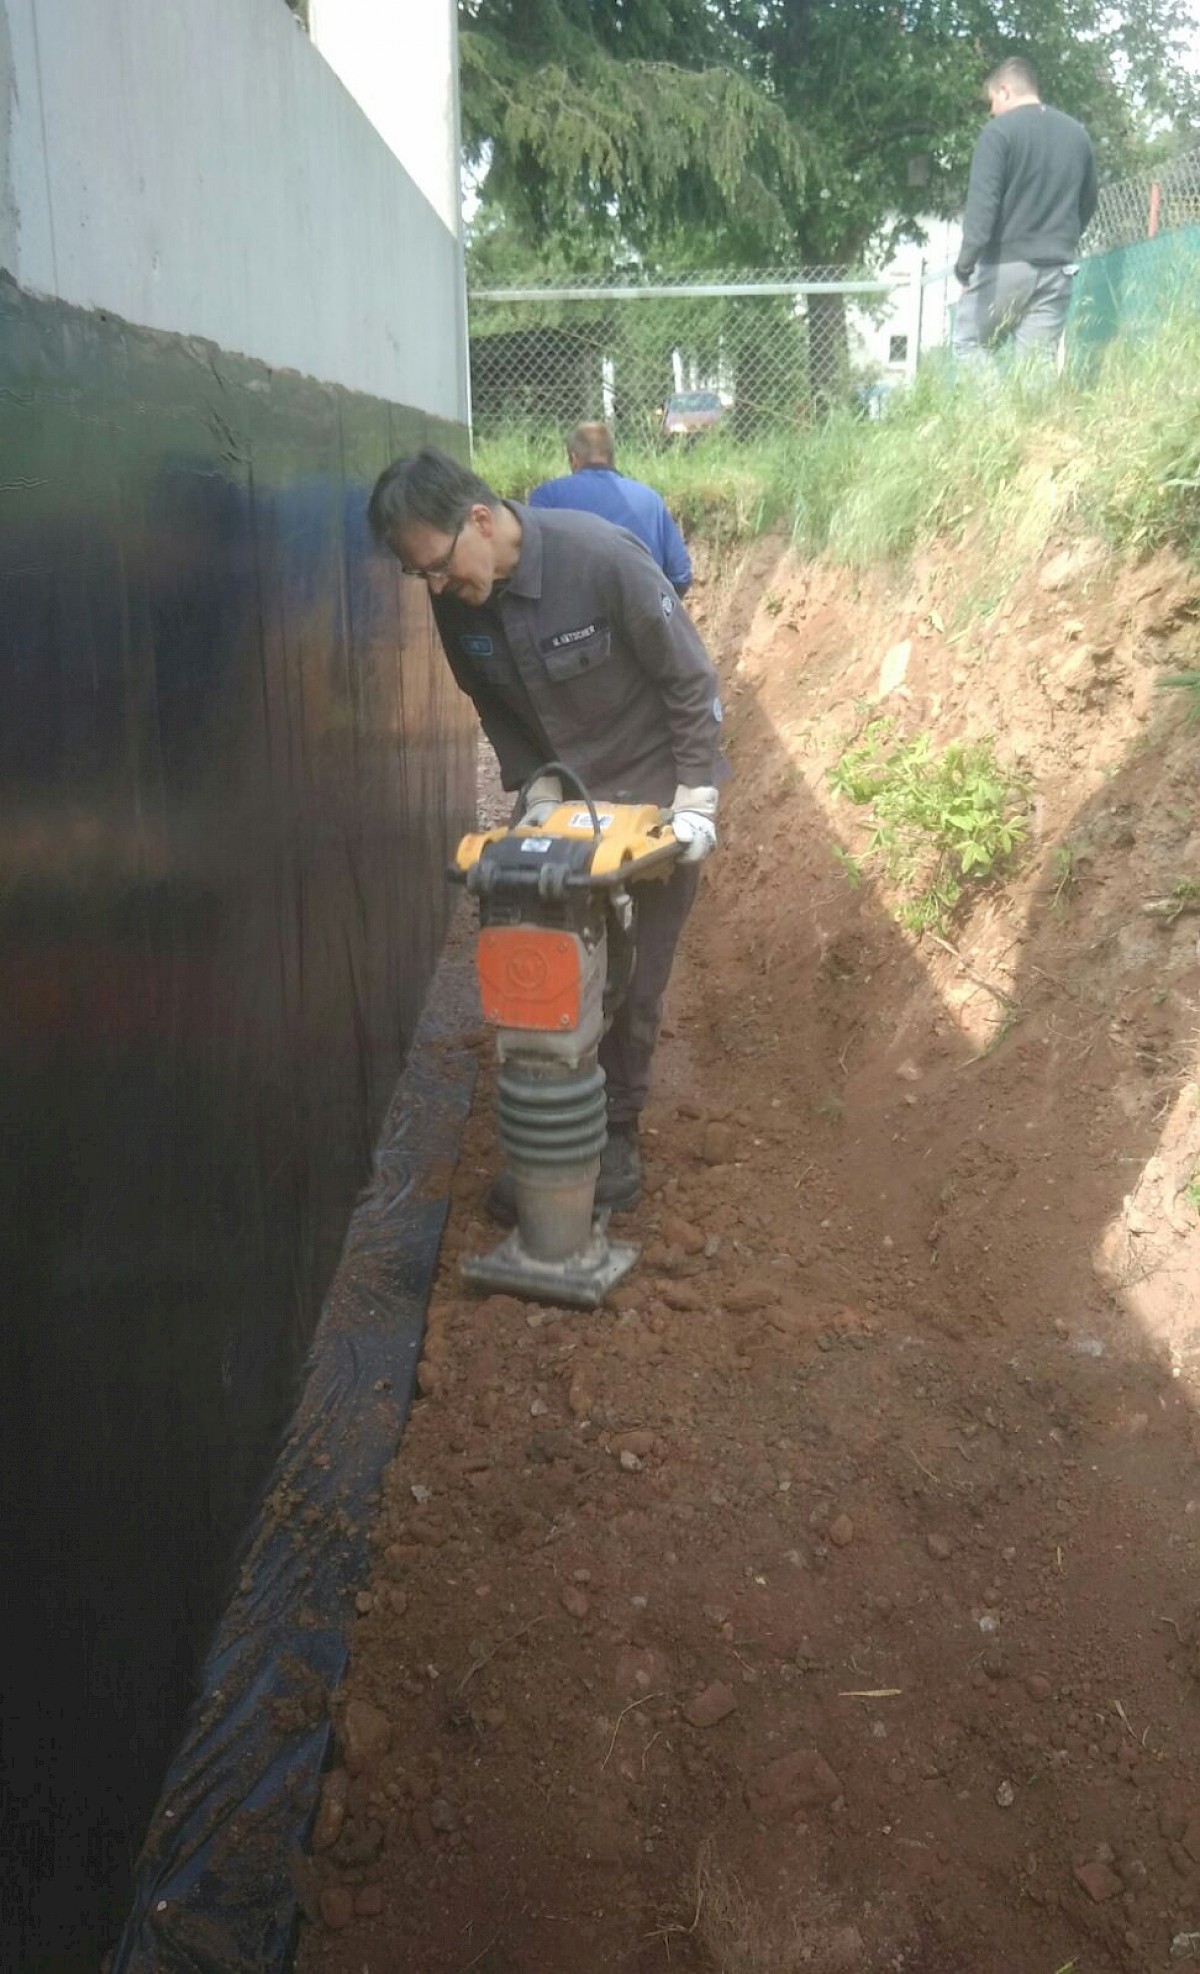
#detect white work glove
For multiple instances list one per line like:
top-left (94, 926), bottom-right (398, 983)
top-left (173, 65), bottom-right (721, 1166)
top-left (518, 773), bottom-right (562, 827)
top-left (669, 784), bottom-right (719, 863)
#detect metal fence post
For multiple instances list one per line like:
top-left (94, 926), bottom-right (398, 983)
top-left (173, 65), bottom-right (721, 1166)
top-left (1081, 140), bottom-right (1200, 254)
top-left (909, 258), bottom-right (926, 379)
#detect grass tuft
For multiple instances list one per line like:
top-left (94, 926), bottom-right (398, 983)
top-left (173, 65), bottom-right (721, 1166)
top-left (471, 427), bottom-right (801, 544)
top-left (654, 1839), bottom-right (850, 1974)
top-left (474, 309), bottom-right (1200, 581)
top-left (1156, 669), bottom-right (1200, 721)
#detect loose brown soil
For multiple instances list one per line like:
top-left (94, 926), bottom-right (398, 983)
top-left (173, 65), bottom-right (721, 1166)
top-left (298, 528), bottom-right (1200, 1974)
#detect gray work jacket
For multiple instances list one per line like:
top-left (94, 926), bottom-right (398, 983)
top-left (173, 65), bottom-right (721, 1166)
top-left (431, 503), bottom-right (726, 806)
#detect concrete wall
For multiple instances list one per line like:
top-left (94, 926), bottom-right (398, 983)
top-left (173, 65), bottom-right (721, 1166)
top-left (0, 0), bottom-right (466, 415)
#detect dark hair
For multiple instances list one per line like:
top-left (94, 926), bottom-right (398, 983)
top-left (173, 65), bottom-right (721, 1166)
top-left (985, 56), bottom-right (1039, 98)
top-left (367, 445), bottom-right (499, 548)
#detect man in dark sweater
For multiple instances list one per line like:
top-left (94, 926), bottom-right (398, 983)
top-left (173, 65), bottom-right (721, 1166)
top-left (954, 57), bottom-right (1098, 360)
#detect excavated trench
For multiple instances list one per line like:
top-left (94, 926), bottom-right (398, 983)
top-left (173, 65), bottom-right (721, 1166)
top-left (293, 532), bottom-right (1200, 1974)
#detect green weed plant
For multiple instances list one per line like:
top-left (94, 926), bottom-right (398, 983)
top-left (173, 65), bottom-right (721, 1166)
top-left (828, 719), bottom-right (1029, 933)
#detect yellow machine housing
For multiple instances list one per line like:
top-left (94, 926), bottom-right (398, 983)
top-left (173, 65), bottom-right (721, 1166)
top-left (454, 801), bottom-right (675, 885)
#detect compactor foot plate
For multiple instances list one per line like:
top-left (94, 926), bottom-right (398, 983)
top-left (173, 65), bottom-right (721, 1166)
top-left (461, 1228), bottom-right (639, 1310)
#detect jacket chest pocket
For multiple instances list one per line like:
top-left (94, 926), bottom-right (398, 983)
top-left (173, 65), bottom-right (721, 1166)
top-left (541, 626), bottom-right (613, 682)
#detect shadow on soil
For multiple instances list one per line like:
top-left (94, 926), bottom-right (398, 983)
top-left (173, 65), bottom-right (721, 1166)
top-left (672, 543), bottom-right (1200, 1970)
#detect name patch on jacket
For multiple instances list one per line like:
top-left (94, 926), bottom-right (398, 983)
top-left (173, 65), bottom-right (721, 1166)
top-left (540, 619), bottom-right (610, 653)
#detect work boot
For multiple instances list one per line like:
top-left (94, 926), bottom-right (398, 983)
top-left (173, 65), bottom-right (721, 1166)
top-left (484, 1124), bottom-right (642, 1226)
top-left (484, 1172), bottom-right (518, 1227)
top-left (594, 1123), bottom-right (642, 1213)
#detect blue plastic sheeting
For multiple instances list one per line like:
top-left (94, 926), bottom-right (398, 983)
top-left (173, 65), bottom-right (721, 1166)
top-left (111, 937), bottom-right (477, 1973)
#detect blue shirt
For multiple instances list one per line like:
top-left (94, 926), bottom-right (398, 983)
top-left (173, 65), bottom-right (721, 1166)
top-left (529, 466), bottom-right (692, 595)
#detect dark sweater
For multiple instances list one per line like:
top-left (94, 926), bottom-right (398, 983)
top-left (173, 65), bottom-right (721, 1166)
top-left (956, 103), bottom-right (1098, 284)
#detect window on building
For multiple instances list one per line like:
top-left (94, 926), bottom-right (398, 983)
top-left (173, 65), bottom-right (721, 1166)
top-left (888, 334), bottom-right (908, 364)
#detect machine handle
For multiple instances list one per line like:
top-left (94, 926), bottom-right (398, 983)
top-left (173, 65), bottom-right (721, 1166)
top-left (511, 761), bottom-right (603, 845)
top-left (565, 840), bottom-right (681, 889)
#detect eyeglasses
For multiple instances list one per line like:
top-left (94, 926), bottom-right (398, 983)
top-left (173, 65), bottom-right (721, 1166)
top-left (399, 522), bottom-right (463, 582)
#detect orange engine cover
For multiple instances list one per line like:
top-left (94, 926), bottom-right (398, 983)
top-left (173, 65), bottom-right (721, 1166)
top-left (476, 926), bottom-right (583, 1031)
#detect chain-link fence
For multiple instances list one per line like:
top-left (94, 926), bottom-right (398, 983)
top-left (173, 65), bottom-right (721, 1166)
top-left (1084, 142), bottom-right (1200, 255)
top-left (1071, 143), bottom-right (1200, 358)
top-left (467, 147), bottom-right (1200, 441)
top-left (467, 270), bottom-right (925, 443)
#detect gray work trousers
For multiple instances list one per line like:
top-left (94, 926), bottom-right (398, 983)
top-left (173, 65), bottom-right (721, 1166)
top-left (600, 861), bottom-right (700, 1127)
top-left (953, 261), bottom-right (1073, 360)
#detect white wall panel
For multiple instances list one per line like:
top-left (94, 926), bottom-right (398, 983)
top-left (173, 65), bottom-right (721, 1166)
top-left (0, 0), bottom-right (466, 419)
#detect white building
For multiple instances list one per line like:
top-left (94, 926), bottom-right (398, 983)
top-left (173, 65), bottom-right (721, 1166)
top-left (848, 217), bottom-right (964, 385)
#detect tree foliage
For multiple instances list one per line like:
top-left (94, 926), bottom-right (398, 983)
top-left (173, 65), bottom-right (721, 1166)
top-left (460, 2), bottom-right (804, 263)
top-left (461, 0), bottom-right (1200, 271)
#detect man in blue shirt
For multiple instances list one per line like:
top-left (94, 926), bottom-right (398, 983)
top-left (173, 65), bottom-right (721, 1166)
top-left (530, 422), bottom-right (693, 596)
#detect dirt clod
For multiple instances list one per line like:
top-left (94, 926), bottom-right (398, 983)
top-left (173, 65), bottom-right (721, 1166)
top-left (339, 1700), bottom-right (391, 1775)
top-left (1075, 1859), bottom-right (1123, 1903)
top-left (820, 1925), bottom-right (866, 1971)
top-left (318, 1885), bottom-right (355, 1931)
top-left (416, 1358), bottom-right (442, 1397)
top-left (725, 1279), bottom-right (783, 1312)
top-left (663, 1214), bottom-right (706, 1253)
top-left (330, 1819), bottom-right (383, 1869)
top-left (613, 1430), bottom-right (656, 1458)
top-left (683, 1681), bottom-right (738, 1728)
top-left (701, 1121), bottom-right (736, 1165)
top-left (660, 1280), bottom-right (703, 1312)
top-left (749, 1749), bottom-right (843, 1818)
top-left (311, 1769), bottom-right (349, 1853)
